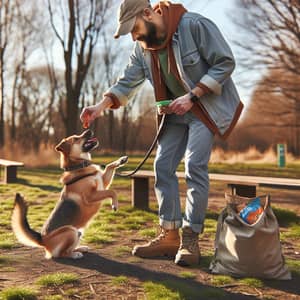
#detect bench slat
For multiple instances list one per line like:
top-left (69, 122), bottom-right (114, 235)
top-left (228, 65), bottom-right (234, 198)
top-left (131, 170), bottom-right (300, 189)
top-left (0, 159), bottom-right (24, 167)
top-left (130, 170), bottom-right (300, 208)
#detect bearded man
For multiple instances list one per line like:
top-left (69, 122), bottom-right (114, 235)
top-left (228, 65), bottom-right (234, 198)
top-left (80, 0), bottom-right (243, 266)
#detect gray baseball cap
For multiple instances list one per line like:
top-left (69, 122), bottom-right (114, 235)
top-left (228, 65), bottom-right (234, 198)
top-left (114, 0), bottom-right (151, 39)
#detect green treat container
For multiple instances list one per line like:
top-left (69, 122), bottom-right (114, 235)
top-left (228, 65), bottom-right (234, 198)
top-left (156, 100), bottom-right (172, 107)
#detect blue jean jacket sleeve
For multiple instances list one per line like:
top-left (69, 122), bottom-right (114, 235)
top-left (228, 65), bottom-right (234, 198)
top-left (190, 16), bottom-right (236, 95)
top-left (107, 43), bottom-right (146, 106)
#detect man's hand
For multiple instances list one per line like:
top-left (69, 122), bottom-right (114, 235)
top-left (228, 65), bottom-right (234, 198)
top-left (80, 103), bottom-right (102, 128)
top-left (157, 105), bottom-right (173, 115)
top-left (169, 93), bottom-right (194, 115)
top-left (80, 96), bottom-right (113, 128)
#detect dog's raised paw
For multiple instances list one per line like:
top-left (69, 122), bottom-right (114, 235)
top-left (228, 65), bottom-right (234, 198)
top-left (119, 156), bottom-right (128, 166)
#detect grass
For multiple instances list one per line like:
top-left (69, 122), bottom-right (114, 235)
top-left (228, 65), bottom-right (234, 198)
top-left (179, 271), bottom-right (197, 279)
top-left (143, 281), bottom-right (181, 300)
top-left (43, 296), bottom-right (63, 300)
top-left (36, 273), bottom-right (79, 287)
top-left (114, 245), bottom-right (132, 257)
top-left (211, 275), bottom-right (234, 286)
top-left (0, 255), bottom-right (14, 265)
top-left (273, 207), bottom-right (299, 227)
top-left (0, 158), bottom-right (299, 299)
top-left (111, 276), bottom-right (129, 286)
top-left (286, 259), bottom-right (300, 276)
top-left (238, 277), bottom-right (264, 288)
top-left (0, 287), bottom-right (37, 300)
top-left (139, 228), bottom-right (157, 238)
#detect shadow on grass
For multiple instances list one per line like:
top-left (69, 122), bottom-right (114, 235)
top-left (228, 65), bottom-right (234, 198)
top-left (16, 178), bottom-right (61, 193)
top-left (199, 256), bottom-right (300, 297)
top-left (261, 271), bottom-right (300, 296)
top-left (56, 252), bottom-right (257, 300)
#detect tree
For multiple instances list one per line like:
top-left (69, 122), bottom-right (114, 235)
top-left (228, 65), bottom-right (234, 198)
top-left (8, 0), bottom-right (48, 143)
top-left (48, 0), bottom-right (112, 136)
top-left (16, 67), bottom-right (61, 152)
top-left (233, 0), bottom-right (300, 154)
top-left (0, 0), bottom-right (16, 147)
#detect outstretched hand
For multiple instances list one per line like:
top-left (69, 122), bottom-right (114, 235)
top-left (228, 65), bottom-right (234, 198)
top-left (80, 105), bottom-right (100, 128)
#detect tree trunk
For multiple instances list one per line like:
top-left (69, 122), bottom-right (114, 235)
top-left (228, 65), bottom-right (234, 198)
top-left (0, 49), bottom-right (4, 147)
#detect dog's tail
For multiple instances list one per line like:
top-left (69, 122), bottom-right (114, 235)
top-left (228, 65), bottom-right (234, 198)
top-left (11, 193), bottom-right (43, 248)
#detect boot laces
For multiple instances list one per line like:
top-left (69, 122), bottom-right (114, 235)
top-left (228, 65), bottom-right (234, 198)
top-left (150, 227), bottom-right (167, 245)
top-left (179, 228), bottom-right (199, 252)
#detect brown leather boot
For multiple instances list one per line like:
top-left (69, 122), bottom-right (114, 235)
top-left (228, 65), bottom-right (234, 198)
top-left (175, 227), bottom-right (200, 266)
top-left (132, 227), bottom-right (180, 258)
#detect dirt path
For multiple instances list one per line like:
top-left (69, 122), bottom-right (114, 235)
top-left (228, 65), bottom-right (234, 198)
top-left (1, 186), bottom-right (299, 300)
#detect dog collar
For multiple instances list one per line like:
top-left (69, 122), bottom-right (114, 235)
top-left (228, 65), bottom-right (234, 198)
top-left (64, 160), bottom-right (92, 172)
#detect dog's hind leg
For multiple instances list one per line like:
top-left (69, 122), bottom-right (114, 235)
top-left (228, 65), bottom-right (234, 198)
top-left (102, 156), bottom-right (128, 188)
top-left (43, 226), bottom-right (82, 259)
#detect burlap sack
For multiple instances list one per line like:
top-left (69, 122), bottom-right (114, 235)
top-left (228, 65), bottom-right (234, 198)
top-left (209, 194), bottom-right (291, 280)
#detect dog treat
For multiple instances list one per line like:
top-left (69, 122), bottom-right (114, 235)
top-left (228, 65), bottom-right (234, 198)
top-left (156, 100), bottom-right (172, 107)
top-left (83, 117), bottom-right (90, 129)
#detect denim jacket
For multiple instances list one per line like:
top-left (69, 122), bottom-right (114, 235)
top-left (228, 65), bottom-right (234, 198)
top-left (106, 12), bottom-right (243, 138)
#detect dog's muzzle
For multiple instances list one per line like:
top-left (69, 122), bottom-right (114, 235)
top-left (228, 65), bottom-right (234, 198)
top-left (82, 130), bottom-right (99, 152)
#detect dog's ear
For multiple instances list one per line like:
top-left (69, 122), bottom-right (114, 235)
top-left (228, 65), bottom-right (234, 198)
top-left (55, 139), bottom-right (71, 154)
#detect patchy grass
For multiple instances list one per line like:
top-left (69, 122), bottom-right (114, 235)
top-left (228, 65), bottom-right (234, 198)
top-left (238, 277), bottom-right (264, 288)
top-left (286, 259), bottom-right (300, 276)
top-left (143, 281), bottom-right (181, 300)
top-left (179, 271), bottom-right (197, 279)
top-left (0, 255), bottom-right (14, 265)
top-left (0, 160), bottom-right (299, 299)
top-left (139, 227), bottom-right (157, 238)
top-left (0, 286), bottom-right (37, 300)
top-left (0, 233), bottom-right (16, 250)
top-left (36, 273), bottom-right (79, 287)
top-left (111, 276), bottom-right (129, 286)
top-left (211, 275), bottom-right (234, 286)
top-left (114, 245), bottom-right (132, 257)
top-left (43, 296), bottom-right (63, 300)
top-left (273, 207), bottom-right (299, 227)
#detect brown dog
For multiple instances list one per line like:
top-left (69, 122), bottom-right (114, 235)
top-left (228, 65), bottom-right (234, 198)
top-left (11, 130), bottom-right (128, 259)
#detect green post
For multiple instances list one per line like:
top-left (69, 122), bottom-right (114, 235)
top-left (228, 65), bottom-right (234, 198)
top-left (277, 144), bottom-right (286, 168)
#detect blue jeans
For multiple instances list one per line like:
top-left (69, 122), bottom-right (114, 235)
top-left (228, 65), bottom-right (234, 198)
top-left (154, 112), bottom-right (214, 233)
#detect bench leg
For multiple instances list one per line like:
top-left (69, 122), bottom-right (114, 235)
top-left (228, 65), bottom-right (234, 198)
top-left (229, 184), bottom-right (256, 198)
top-left (4, 166), bottom-right (18, 184)
top-left (132, 177), bottom-right (149, 210)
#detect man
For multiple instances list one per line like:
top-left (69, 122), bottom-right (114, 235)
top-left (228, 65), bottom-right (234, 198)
top-left (80, 0), bottom-right (243, 266)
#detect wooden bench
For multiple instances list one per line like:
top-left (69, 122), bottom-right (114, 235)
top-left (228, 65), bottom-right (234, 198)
top-left (0, 159), bottom-right (24, 184)
top-left (130, 170), bottom-right (300, 209)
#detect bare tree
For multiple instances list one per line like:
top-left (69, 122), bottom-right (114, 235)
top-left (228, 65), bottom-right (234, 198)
top-left (15, 67), bottom-right (50, 151)
top-left (0, 0), bottom-right (16, 147)
top-left (48, 0), bottom-right (111, 136)
top-left (233, 0), bottom-right (300, 154)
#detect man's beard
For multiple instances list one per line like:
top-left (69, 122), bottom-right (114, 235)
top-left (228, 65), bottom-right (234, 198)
top-left (137, 20), bottom-right (165, 48)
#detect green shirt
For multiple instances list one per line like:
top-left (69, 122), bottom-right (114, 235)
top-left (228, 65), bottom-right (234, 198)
top-left (158, 49), bottom-right (186, 98)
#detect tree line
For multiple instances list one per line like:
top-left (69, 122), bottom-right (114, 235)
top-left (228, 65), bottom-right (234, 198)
top-left (0, 0), bottom-right (299, 156)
